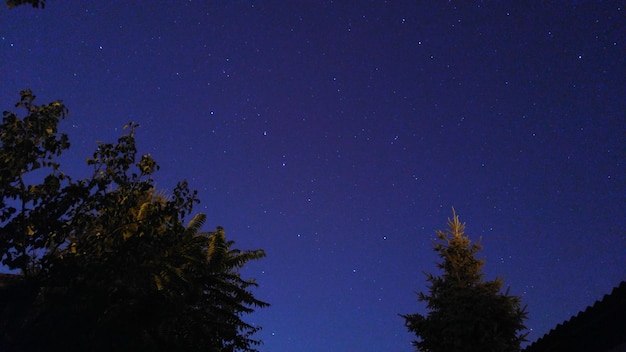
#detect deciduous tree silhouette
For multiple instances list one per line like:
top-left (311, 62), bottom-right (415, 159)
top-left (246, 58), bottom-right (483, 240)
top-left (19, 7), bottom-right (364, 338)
top-left (6, 0), bottom-right (44, 9)
top-left (0, 90), bottom-right (268, 351)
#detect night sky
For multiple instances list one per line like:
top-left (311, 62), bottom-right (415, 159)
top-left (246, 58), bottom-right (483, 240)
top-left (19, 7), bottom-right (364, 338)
top-left (1, 1), bottom-right (625, 351)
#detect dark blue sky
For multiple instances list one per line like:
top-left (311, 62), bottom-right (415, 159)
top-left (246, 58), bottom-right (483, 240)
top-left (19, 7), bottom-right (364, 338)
top-left (2, 2), bottom-right (624, 351)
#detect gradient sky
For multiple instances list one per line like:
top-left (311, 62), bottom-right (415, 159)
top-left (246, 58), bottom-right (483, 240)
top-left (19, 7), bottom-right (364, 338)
top-left (1, 2), bottom-right (624, 351)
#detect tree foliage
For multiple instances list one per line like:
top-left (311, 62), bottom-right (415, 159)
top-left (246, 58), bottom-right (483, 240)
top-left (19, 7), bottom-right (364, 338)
top-left (0, 90), bottom-right (268, 351)
top-left (6, 0), bottom-right (44, 9)
top-left (402, 209), bottom-right (528, 352)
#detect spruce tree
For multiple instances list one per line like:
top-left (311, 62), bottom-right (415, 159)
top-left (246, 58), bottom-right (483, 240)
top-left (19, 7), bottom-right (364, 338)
top-left (402, 209), bottom-right (528, 352)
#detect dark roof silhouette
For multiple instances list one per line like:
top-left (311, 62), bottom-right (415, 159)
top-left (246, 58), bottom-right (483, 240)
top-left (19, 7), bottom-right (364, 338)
top-left (523, 281), bottom-right (626, 352)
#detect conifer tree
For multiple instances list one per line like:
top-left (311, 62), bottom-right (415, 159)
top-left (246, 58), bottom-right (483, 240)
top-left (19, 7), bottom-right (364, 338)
top-left (402, 209), bottom-right (528, 352)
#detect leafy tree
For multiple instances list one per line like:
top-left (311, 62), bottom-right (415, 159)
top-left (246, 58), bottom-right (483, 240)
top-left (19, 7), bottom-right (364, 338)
top-left (0, 90), bottom-right (268, 351)
top-left (6, 0), bottom-right (44, 9)
top-left (402, 209), bottom-right (528, 352)
top-left (0, 89), bottom-right (70, 277)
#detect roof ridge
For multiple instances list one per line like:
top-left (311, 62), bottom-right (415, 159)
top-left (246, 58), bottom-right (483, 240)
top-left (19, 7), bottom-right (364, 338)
top-left (523, 280), bottom-right (626, 351)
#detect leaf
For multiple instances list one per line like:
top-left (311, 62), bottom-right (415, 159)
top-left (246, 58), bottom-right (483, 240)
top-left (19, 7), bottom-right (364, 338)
top-left (154, 274), bottom-right (164, 291)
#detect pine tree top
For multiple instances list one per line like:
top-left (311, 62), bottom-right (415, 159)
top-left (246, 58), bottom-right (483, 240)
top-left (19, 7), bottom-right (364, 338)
top-left (403, 209), bottom-right (528, 352)
top-left (433, 208), bottom-right (485, 288)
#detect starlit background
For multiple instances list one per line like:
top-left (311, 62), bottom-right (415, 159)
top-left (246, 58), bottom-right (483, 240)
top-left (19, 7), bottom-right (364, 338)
top-left (1, 2), bottom-right (624, 351)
